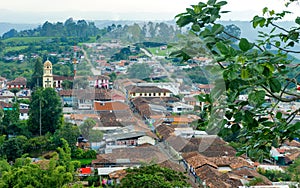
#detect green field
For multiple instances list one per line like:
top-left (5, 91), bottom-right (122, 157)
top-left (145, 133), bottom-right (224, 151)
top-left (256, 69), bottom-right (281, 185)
top-left (3, 46), bottom-right (28, 53)
top-left (147, 47), bottom-right (169, 56)
top-left (2, 36), bottom-right (55, 43)
top-left (72, 158), bottom-right (94, 165)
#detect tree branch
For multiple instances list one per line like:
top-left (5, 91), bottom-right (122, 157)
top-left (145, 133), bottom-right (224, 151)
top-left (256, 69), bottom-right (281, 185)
top-left (262, 85), bottom-right (300, 102)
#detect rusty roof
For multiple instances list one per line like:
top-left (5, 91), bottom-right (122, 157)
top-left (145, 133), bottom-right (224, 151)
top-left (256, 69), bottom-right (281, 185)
top-left (94, 101), bottom-right (129, 111)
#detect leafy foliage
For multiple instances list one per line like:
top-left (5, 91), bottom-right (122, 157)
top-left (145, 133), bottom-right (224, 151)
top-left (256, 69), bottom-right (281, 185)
top-left (53, 122), bottom-right (81, 151)
top-left (120, 164), bottom-right (190, 188)
top-left (28, 88), bottom-right (63, 135)
top-left (174, 0), bottom-right (300, 160)
top-left (257, 168), bottom-right (291, 182)
top-left (79, 118), bottom-right (96, 141)
top-left (0, 139), bottom-right (79, 188)
top-left (127, 63), bottom-right (153, 80)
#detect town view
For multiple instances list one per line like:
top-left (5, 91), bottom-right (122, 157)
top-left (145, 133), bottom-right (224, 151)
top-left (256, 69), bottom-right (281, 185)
top-left (1, 0), bottom-right (300, 187)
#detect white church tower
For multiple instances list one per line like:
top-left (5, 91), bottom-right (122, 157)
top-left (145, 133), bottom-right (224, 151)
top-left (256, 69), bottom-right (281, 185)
top-left (43, 60), bottom-right (53, 88)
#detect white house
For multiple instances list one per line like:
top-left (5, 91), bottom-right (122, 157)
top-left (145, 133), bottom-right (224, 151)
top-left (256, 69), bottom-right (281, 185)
top-left (167, 102), bottom-right (194, 114)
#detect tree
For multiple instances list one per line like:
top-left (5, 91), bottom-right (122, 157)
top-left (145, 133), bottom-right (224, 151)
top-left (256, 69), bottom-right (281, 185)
top-left (89, 130), bottom-right (103, 143)
top-left (30, 57), bottom-right (44, 89)
top-left (127, 63), bottom-right (153, 81)
top-left (2, 29), bottom-right (18, 39)
top-left (287, 156), bottom-right (300, 181)
top-left (28, 88), bottom-right (63, 135)
top-left (1, 102), bottom-right (20, 136)
top-left (0, 109), bottom-right (4, 135)
top-left (109, 72), bottom-right (117, 82)
top-left (53, 122), bottom-right (80, 151)
top-left (9, 88), bottom-right (20, 97)
top-left (120, 164), bottom-right (190, 188)
top-left (0, 140), bottom-right (79, 188)
top-left (173, 0), bottom-right (300, 160)
top-left (2, 136), bottom-right (27, 161)
top-left (79, 118), bottom-right (96, 141)
top-left (61, 80), bottom-right (73, 90)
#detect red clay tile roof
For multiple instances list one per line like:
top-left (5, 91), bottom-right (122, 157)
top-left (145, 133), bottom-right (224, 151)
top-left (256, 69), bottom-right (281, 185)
top-left (53, 75), bottom-right (74, 81)
top-left (92, 145), bottom-right (168, 166)
top-left (207, 156), bottom-right (252, 169)
top-left (20, 109), bottom-right (29, 113)
top-left (97, 111), bottom-right (137, 127)
top-left (70, 114), bottom-right (99, 121)
top-left (183, 97), bottom-right (196, 102)
top-left (74, 88), bottom-right (111, 100)
top-left (167, 136), bottom-right (237, 157)
top-left (95, 75), bottom-right (110, 80)
top-left (94, 101), bottom-right (129, 111)
top-left (0, 101), bottom-right (13, 108)
top-left (284, 140), bottom-right (300, 147)
top-left (231, 168), bottom-right (272, 185)
top-left (155, 124), bottom-right (175, 140)
top-left (7, 77), bottom-right (27, 86)
top-left (0, 77), bottom-right (6, 81)
top-left (59, 89), bottom-right (73, 96)
top-left (129, 86), bottom-right (171, 94)
top-left (182, 152), bottom-right (218, 169)
top-left (195, 165), bottom-right (231, 188)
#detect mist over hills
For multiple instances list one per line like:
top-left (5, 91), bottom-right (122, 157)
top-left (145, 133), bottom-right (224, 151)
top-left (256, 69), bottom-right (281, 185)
top-left (0, 23), bottom-right (38, 36)
top-left (1, 19), bottom-right (299, 59)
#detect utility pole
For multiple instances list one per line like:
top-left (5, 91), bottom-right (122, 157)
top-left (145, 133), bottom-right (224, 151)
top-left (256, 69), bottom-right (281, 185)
top-left (37, 78), bottom-right (42, 136)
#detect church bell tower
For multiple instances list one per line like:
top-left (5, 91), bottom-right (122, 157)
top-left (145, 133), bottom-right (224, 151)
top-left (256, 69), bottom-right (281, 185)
top-left (43, 60), bottom-right (53, 88)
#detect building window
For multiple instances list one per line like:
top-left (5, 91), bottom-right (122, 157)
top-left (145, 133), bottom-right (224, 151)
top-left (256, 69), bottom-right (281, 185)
top-left (140, 93), bottom-right (142, 96)
top-left (132, 93), bottom-right (136, 97)
top-left (149, 93), bottom-right (151, 97)
top-left (164, 93), bottom-right (166, 96)
top-left (153, 93), bottom-right (156, 96)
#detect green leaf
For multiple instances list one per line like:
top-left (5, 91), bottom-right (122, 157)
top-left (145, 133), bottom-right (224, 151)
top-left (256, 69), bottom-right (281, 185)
top-left (239, 38), bottom-right (253, 52)
top-left (243, 110), bottom-right (258, 128)
top-left (207, 0), bottom-right (217, 6)
top-left (212, 24), bottom-right (224, 35)
top-left (191, 24), bottom-right (201, 32)
top-left (216, 42), bottom-right (229, 55)
top-left (254, 64), bottom-right (264, 74)
top-left (262, 7), bottom-right (268, 15)
top-left (276, 112), bottom-right (282, 119)
top-left (248, 90), bottom-right (266, 107)
top-left (241, 68), bottom-right (249, 79)
top-left (186, 8), bottom-right (195, 15)
top-left (268, 77), bottom-right (281, 93)
top-left (220, 11), bottom-right (230, 14)
top-left (215, 1), bottom-right (227, 7)
top-left (287, 41), bottom-right (295, 47)
top-left (252, 16), bottom-right (266, 28)
top-left (176, 15), bottom-right (193, 27)
top-left (264, 62), bottom-right (275, 72)
top-left (296, 17), bottom-right (300, 25)
top-left (289, 32), bottom-right (299, 41)
top-left (197, 2), bottom-right (207, 8)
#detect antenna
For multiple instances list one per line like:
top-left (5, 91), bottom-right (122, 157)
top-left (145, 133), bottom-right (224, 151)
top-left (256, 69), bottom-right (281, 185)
top-left (37, 78), bottom-right (42, 136)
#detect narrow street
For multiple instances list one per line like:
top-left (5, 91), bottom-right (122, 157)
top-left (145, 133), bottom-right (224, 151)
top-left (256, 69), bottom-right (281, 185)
top-left (81, 47), bottom-right (101, 75)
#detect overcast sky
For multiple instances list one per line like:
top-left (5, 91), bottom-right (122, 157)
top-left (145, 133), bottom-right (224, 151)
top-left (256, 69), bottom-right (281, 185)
top-left (1, 0), bottom-right (300, 23)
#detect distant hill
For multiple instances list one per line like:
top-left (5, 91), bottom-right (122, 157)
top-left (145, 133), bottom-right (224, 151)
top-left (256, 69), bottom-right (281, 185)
top-left (1, 20), bottom-right (299, 60)
top-left (219, 20), bottom-right (300, 60)
top-left (219, 20), bottom-right (298, 41)
top-left (0, 22), bottom-right (38, 35)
